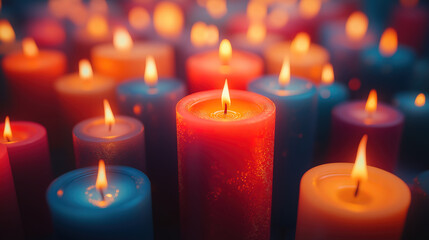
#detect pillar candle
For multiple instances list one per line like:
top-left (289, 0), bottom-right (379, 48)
top-left (359, 28), bottom-right (415, 100)
top-left (0, 119), bottom-right (52, 237)
top-left (91, 28), bottom-right (175, 82)
top-left (394, 92), bottom-right (429, 169)
top-left (248, 59), bottom-right (317, 233)
top-left (176, 85), bottom-right (275, 240)
top-left (327, 90), bottom-right (404, 171)
top-left (264, 32), bottom-right (329, 84)
top-left (186, 39), bottom-right (263, 93)
top-left (73, 100), bottom-right (145, 171)
top-left (47, 162), bottom-right (154, 240)
top-left (296, 136), bottom-right (410, 239)
top-left (0, 144), bottom-right (23, 239)
top-left (117, 56), bottom-right (186, 238)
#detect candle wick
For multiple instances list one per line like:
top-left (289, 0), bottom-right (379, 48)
top-left (108, 123), bottom-right (112, 132)
top-left (224, 103), bottom-right (227, 115)
top-left (354, 180), bottom-right (360, 197)
top-left (6, 136), bottom-right (10, 142)
top-left (99, 188), bottom-right (105, 201)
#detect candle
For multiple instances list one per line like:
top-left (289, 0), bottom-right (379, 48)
top-left (47, 160), bottom-right (154, 239)
top-left (0, 144), bottom-right (23, 239)
top-left (0, 117), bottom-right (53, 237)
top-left (92, 28), bottom-right (175, 82)
top-left (186, 38), bottom-right (263, 92)
top-left (327, 90), bottom-right (404, 171)
top-left (73, 100), bottom-right (146, 171)
top-left (394, 92), bottom-right (429, 169)
top-left (296, 135), bottom-right (411, 240)
top-left (177, 81), bottom-right (275, 240)
top-left (359, 28), bottom-right (415, 100)
top-left (117, 56), bottom-right (186, 237)
top-left (264, 32), bottom-right (329, 84)
top-left (248, 58), bottom-right (317, 233)
top-left (55, 59), bottom-right (116, 126)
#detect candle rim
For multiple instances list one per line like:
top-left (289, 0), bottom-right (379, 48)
top-left (117, 78), bottom-right (184, 96)
top-left (0, 121), bottom-right (46, 147)
top-left (91, 41), bottom-right (173, 60)
top-left (265, 41), bottom-right (329, 66)
top-left (249, 75), bottom-right (317, 97)
top-left (55, 73), bottom-right (115, 94)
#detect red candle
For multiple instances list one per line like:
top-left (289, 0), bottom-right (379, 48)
top-left (176, 81), bottom-right (275, 240)
top-left (186, 39), bottom-right (263, 93)
top-left (0, 117), bottom-right (53, 237)
top-left (0, 144), bottom-right (23, 239)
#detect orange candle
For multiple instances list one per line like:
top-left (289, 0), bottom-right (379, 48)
top-left (91, 28), bottom-right (175, 82)
top-left (296, 135), bottom-right (410, 240)
top-left (0, 20), bottom-right (20, 56)
top-left (264, 32), bottom-right (329, 84)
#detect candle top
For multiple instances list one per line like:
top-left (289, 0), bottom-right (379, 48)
top-left (0, 121), bottom-right (46, 147)
top-left (117, 78), bottom-right (184, 97)
top-left (3, 49), bottom-right (66, 72)
top-left (55, 73), bottom-right (115, 94)
top-left (248, 75), bottom-right (316, 98)
top-left (325, 22), bottom-right (375, 50)
top-left (92, 41), bottom-right (173, 60)
top-left (265, 41), bottom-right (329, 67)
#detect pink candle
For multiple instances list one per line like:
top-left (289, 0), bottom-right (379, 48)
top-left (0, 117), bottom-right (52, 237)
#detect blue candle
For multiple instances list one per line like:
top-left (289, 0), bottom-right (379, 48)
top-left (394, 92), bottom-right (429, 169)
top-left (248, 60), bottom-right (317, 234)
top-left (116, 56), bottom-right (186, 238)
top-left (47, 163), bottom-right (154, 240)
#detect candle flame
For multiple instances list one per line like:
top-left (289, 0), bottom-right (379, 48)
top-left (379, 28), bottom-right (398, 57)
top-left (351, 134), bottom-right (368, 182)
top-left (22, 38), bottom-right (39, 57)
top-left (365, 89), bottom-right (377, 114)
top-left (321, 63), bottom-right (334, 84)
top-left (86, 15), bottom-right (108, 37)
top-left (113, 28), bottom-right (133, 51)
top-left (346, 11), bottom-right (368, 41)
top-left (154, 1), bottom-right (184, 38)
top-left (144, 56), bottom-right (158, 87)
top-left (400, 0), bottom-right (418, 8)
top-left (247, 0), bottom-right (267, 22)
top-left (0, 20), bottom-right (15, 43)
top-left (299, 0), bottom-right (321, 19)
top-left (3, 116), bottom-right (12, 141)
top-left (79, 59), bottom-right (93, 80)
top-left (291, 32), bottom-right (310, 55)
top-left (103, 99), bottom-right (115, 127)
top-left (128, 7), bottom-right (150, 30)
top-left (96, 160), bottom-right (108, 191)
top-left (221, 79), bottom-right (231, 110)
top-left (219, 39), bottom-right (232, 66)
top-left (206, 0), bottom-right (227, 19)
top-left (278, 56), bottom-right (290, 87)
top-left (246, 22), bottom-right (266, 44)
top-left (415, 93), bottom-right (425, 107)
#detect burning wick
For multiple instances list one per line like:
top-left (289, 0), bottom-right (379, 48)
top-left (3, 116), bottom-right (12, 142)
top-left (221, 79), bottom-right (231, 115)
top-left (354, 180), bottom-right (360, 197)
top-left (351, 134), bottom-right (368, 198)
top-left (103, 99), bottom-right (115, 132)
top-left (96, 160), bottom-right (108, 202)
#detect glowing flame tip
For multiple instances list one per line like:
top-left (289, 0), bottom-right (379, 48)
top-left (365, 90), bottom-right (377, 114)
top-left (96, 160), bottom-right (108, 190)
top-left (351, 135), bottom-right (368, 181)
top-left (3, 116), bottom-right (12, 141)
top-left (22, 38), bottom-right (39, 57)
top-left (415, 93), bottom-right (425, 107)
top-left (144, 56), bottom-right (158, 87)
top-left (79, 59), bottom-right (93, 80)
top-left (221, 79), bottom-right (231, 110)
top-left (103, 99), bottom-right (115, 127)
top-left (279, 56), bottom-right (290, 86)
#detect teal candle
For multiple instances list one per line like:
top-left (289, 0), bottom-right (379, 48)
top-left (47, 165), bottom-right (154, 240)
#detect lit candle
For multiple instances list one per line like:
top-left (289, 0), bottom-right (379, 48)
top-left (0, 19), bottom-right (20, 56)
top-left (0, 144), bottom-right (23, 239)
top-left (117, 56), bottom-right (185, 236)
top-left (186, 39), bottom-right (263, 92)
top-left (0, 116), bottom-right (53, 237)
top-left (296, 135), bottom-right (411, 240)
top-left (359, 28), bottom-right (415, 100)
top-left (327, 90), bottom-right (404, 171)
top-left (248, 58), bottom-right (318, 232)
top-left (73, 100), bottom-right (146, 171)
top-left (264, 32), bottom-right (330, 84)
top-left (55, 59), bottom-right (116, 126)
top-left (47, 160), bottom-right (154, 239)
top-left (177, 81), bottom-right (275, 239)
top-left (91, 28), bottom-right (175, 82)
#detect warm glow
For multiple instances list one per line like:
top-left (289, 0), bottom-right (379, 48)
top-left (415, 93), bottom-right (425, 107)
top-left (219, 39), bottom-right (232, 66)
top-left (299, 0), bottom-right (322, 19)
top-left (129, 7), bottom-right (150, 30)
top-left (291, 32), bottom-right (311, 55)
top-left (351, 135), bottom-right (369, 182)
top-left (346, 11), bottom-right (368, 41)
top-left (22, 38), bottom-right (39, 57)
top-left (153, 1), bottom-right (184, 38)
top-left (3, 116), bottom-right (12, 141)
top-left (205, 25), bottom-right (219, 46)
top-left (221, 79), bottom-right (231, 109)
top-left (278, 56), bottom-right (290, 87)
top-left (379, 28), bottom-right (398, 57)
top-left (96, 160), bottom-right (108, 191)
top-left (206, 0), bottom-right (227, 19)
top-left (113, 28), bottom-right (133, 52)
top-left (267, 8), bottom-right (289, 29)
top-left (103, 99), bottom-right (115, 127)
top-left (321, 63), bottom-right (334, 84)
top-left (190, 22), bottom-right (207, 47)
top-left (400, 0), bottom-right (419, 8)
top-left (247, 0), bottom-right (267, 22)
top-left (79, 59), bottom-right (93, 80)
top-left (0, 20), bottom-right (16, 43)
top-left (246, 22), bottom-right (266, 44)
top-left (144, 56), bottom-right (158, 87)
top-left (365, 89), bottom-right (377, 114)
top-left (86, 15), bottom-right (108, 37)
